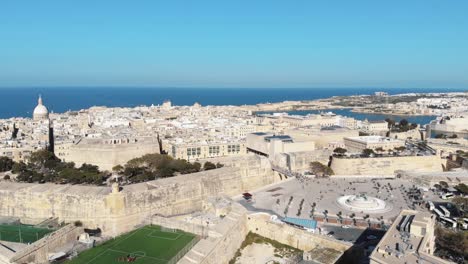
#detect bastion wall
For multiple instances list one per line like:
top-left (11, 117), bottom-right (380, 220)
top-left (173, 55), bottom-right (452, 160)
top-left (330, 155), bottom-right (443, 175)
top-left (178, 203), bottom-right (249, 264)
top-left (0, 156), bottom-right (278, 236)
top-left (178, 208), bottom-right (350, 264)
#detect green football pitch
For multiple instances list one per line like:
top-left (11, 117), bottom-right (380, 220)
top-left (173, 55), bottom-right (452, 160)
top-left (66, 225), bottom-right (197, 264)
top-left (0, 224), bottom-right (54, 243)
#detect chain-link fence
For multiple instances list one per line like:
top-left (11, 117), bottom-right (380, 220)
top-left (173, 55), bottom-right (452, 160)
top-left (166, 236), bottom-right (200, 264)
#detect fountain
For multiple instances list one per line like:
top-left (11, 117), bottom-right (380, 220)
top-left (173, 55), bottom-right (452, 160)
top-left (336, 193), bottom-right (392, 214)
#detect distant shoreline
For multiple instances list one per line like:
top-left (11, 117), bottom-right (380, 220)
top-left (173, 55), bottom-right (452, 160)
top-left (0, 87), bottom-right (465, 119)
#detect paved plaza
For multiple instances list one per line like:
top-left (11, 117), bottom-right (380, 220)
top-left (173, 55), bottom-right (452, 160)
top-left (238, 177), bottom-right (441, 223)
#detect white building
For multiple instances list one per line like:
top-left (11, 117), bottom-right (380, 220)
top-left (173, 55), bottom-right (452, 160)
top-left (246, 132), bottom-right (315, 157)
top-left (370, 210), bottom-right (452, 264)
top-left (344, 136), bottom-right (405, 153)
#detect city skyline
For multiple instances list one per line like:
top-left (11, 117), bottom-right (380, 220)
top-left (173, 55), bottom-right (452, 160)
top-left (1, 0), bottom-right (467, 88)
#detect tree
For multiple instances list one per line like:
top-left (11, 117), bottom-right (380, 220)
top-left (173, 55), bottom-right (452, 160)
top-left (333, 147), bottom-right (347, 155)
top-left (439, 181), bottom-right (449, 189)
top-left (203, 161), bottom-right (217, 171)
top-left (375, 147), bottom-right (384, 152)
top-left (385, 118), bottom-right (395, 129)
top-left (80, 163), bottom-right (100, 174)
top-left (309, 162), bottom-right (334, 176)
top-left (399, 119), bottom-right (409, 127)
top-left (435, 227), bottom-right (468, 260)
top-left (453, 198), bottom-right (468, 218)
top-left (454, 183), bottom-right (468, 195)
top-left (0, 157), bottom-right (14, 172)
top-left (362, 148), bottom-right (375, 157)
top-left (112, 165), bottom-right (124, 174)
top-left (28, 150), bottom-right (59, 169)
top-left (394, 146), bottom-right (406, 152)
top-left (11, 161), bottom-right (27, 174)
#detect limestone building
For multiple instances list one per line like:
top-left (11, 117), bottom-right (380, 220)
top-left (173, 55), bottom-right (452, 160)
top-left (56, 136), bottom-right (161, 170)
top-left (344, 136), bottom-right (405, 153)
top-left (370, 209), bottom-right (452, 264)
top-left (169, 141), bottom-right (246, 161)
top-left (360, 119), bottom-right (388, 133)
top-left (246, 132), bottom-right (315, 157)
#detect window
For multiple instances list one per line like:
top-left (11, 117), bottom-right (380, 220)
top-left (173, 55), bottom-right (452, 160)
top-left (228, 144), bottom-right (241, 153)
top-left (187, 147), bottom-right (199, 156)
top-left (209, 146), bottom-right (220, 155)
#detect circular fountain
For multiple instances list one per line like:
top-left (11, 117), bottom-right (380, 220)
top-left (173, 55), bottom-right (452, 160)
top-left (336, 193), bottom-right (392, 214)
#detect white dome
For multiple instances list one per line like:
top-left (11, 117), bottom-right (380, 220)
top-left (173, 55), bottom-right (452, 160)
top-left (34, 104), bottom-right (48, 115)
top-left (33, 96), bottom-right (49, 120)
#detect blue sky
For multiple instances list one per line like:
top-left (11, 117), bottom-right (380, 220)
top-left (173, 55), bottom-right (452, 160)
top-left (0, 0), bottom-right (467, 88)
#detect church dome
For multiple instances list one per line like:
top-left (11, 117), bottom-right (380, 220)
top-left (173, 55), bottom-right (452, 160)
top-left (33, 95), bottom-right (49, 120)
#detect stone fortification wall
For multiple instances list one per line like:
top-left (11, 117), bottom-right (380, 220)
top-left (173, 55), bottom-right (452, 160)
top-left (269, 150), bottom-right (331, 173)
top-left (11, 224), bottom-right (83, 264)
top-left (387, 128), bottom-right (423, 140)
top-left (177, 205), bottom-right (350, 264)
top-left (178, 204), bottom-right (249, 264)
top-left (111, 156), bottom-right (275, 235)
top-left (0, 183), bottom-right (111, 230)
top-left (64, 141), bottom-right (161, 170)
top-left (0, 156), bottom-right (278, 236)
top-left (246, 213), bottom-right (350, 253)
top-left (330, 155), bottom-right (443, 175)
top-left (427, 141), bottom-right (468, 154)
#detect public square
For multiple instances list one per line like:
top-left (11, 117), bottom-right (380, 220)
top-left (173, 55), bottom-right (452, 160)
top-left (238, 177), bottom-right (442, 223)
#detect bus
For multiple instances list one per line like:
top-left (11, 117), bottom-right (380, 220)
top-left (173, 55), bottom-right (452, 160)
top-left (433, 208), bottom-right (444, 218)
top-left (428, 201), bottom-right (435, 211)
top-left (440, 206), bottom-right (450, 217)
top-left (440, 217), bottom-right (457, 228)
top-left (461, 218), bottom-right (468, 230)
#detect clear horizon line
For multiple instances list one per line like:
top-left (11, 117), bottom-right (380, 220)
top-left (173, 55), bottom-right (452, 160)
top-left (0, 86), bottom-right (467, 90)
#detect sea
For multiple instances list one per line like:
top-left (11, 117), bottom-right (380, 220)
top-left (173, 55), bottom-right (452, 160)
top-left (0, 87), bottom-right (466, 124)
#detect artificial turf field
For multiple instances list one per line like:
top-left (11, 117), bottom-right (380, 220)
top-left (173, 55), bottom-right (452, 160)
top-left (66, 225), bottom-right (197, 264)
top-left (0, 224), bottom-right (53, 243)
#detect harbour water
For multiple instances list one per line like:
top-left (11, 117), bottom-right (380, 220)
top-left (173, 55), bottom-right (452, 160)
top-left (0, 87), bottom-right (464, 120)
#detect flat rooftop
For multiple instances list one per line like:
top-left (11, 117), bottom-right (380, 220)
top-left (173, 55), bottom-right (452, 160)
top-left (345, 136), bottom-right (403, 144)
top-left (370, 210), bottom-right (449, 264)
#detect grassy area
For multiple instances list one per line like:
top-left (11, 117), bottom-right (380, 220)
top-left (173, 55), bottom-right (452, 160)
top-left (66, 225), bottom-right (196, 264)
top-left (229, 232), bottom-right (301, 264)
top-left (0, 224), bottom-right (54, 243)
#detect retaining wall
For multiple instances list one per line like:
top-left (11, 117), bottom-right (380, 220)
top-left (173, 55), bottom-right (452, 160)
top-left (330, 155), bottom-right (443, 175)
top-left (11, 224), bottom-right (83, 264)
